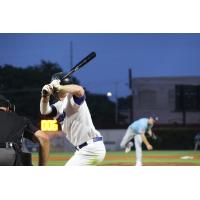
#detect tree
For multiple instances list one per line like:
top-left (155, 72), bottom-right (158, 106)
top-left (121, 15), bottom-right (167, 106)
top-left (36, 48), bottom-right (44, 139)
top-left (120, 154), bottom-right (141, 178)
top-left (0, 62), bottom-right (122, 128)
top-left (0, 61), bottom-right (62, 122)
top-left (85, 92), bottom-right (116, 128)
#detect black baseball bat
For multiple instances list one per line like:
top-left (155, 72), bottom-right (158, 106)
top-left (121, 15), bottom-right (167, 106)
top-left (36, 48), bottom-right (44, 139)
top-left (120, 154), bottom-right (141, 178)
top-left (61, 51), bottom-right (96, 81)
top-left (42, 52), bottom-right (96, 97)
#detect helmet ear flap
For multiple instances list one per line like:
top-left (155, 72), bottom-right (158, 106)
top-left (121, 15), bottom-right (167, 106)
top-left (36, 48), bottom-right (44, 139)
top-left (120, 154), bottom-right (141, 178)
top-left (51, 72), bottom-right (73, 85)
top-left (60, 77), bottom-right (72, 85)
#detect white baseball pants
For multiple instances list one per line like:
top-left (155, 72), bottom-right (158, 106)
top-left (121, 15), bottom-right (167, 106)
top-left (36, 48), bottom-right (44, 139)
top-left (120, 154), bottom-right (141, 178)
top-left (65, 141), bottom-right (106, 166)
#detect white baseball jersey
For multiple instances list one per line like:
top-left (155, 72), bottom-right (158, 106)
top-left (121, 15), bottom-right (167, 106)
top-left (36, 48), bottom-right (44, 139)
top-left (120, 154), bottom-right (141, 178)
top-left (52, 93), bottom-right (102, 147)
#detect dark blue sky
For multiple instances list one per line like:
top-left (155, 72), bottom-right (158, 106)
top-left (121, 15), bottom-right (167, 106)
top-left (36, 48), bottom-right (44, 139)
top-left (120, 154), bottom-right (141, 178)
top-left (0, 33), bottom-right (200, 97)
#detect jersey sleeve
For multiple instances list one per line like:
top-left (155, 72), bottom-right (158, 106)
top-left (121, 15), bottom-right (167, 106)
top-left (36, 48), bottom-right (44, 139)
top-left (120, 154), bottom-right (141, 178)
top-left (138, 119), bottom-right (149, 134)
top-left (138, 127), bottom-right (146, 134)
top-left (138, 123), bottom-right (147, 134)
top-left (69, 94), bottom-right (85, 109)
top-left (43, 105), bottom-right (58, 118)
top-left (48, 101), bottom-right (63, 119)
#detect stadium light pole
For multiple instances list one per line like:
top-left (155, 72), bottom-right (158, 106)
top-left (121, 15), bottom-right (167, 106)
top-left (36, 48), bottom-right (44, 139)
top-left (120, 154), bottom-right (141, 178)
top-left (114, 82), bottom-right (119, 125)
top-left (107, 84), bottom-right (119, 125)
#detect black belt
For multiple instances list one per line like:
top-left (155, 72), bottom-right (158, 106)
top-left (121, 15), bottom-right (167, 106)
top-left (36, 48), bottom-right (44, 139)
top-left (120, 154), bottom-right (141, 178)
top-left (76, 136), bottom-right (103, 150)
top-left (0, 142), bottom-right (14, 149)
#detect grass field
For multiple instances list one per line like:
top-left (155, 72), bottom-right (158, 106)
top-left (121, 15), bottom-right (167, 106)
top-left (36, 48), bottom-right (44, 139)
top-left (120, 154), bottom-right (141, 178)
top-left (32, 150), bottom-right (200, 166)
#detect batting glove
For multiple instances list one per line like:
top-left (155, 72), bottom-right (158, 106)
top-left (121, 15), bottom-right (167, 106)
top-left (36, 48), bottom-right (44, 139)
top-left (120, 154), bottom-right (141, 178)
top-left (50, 80), bottom-right (61, 91)
top-left (41, 84), bottom-right (53, 97)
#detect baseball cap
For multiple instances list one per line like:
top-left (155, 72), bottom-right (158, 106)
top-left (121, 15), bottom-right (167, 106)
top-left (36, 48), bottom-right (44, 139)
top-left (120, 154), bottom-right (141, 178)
top-left (150, 116), bottom-right (159, 122)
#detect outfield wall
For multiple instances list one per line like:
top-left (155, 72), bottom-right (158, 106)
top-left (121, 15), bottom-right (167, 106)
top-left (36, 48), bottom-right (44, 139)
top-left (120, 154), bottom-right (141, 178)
top-left (100, 129), bottom-right (126, 151)
top-left (49, 129), bottom-right (126, 152)
top-left (48, 127), bottom-right (199, 152)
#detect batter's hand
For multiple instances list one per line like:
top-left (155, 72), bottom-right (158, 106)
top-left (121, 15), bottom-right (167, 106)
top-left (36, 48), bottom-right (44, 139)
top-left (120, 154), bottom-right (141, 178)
top-left (146, 144), bottom-right (153, 150)
top-left (41, 84), bottom-right (53, 97)
top-left (50, 80), bottom-right (61, 92)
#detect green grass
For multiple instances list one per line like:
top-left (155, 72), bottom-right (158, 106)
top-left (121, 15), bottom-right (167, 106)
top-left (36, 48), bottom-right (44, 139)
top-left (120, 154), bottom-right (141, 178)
top-left (32, 150), bottom-right (200, 166)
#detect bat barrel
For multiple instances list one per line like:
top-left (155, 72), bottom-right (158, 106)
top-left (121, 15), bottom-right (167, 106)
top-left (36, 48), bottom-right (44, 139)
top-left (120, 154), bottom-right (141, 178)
top-left (61, 52), bottom-right (96, 80)
top-left (74, 52), bottom-right (96, 69)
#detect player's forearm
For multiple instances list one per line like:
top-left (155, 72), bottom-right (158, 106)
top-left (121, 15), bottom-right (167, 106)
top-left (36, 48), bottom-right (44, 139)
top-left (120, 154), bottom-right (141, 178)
top-left (59, 84), bottom-right (84, 97)
top-left (40, 97), bottom-right (52, 115)
top-left (147, 129), bottom-right (153, 136)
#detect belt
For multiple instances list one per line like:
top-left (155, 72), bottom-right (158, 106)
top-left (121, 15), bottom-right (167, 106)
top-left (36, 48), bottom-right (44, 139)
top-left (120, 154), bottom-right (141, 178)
top-left (0, 142), bottom-right (14, 149)
top-left (76, 136), bottom-right (103, 150)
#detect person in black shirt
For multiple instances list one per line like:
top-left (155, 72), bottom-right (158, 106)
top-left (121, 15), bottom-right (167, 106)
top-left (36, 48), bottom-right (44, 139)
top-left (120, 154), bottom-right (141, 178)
top-left (0, 95), bottom-right (49, 166)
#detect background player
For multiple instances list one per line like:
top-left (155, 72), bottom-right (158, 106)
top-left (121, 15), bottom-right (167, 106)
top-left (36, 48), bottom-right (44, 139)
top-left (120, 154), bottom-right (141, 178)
top-left (40, 72), bottom-right (106, 166)
top-left (194, 132), bottom-right (200, 151)
top-left (120, 116), bottom-right (158, 166)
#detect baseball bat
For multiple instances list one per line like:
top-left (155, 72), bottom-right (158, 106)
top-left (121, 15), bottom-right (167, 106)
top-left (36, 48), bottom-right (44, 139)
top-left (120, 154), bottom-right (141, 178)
top-left (42, 52), bottom-right (96, 97)
top-left (61, 51), bottom-right (96, 81)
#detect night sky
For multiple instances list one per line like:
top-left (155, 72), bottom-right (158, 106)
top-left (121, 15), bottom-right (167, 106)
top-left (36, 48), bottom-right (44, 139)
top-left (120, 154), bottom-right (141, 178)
top-left (0, 33), bottom-right (200, 97)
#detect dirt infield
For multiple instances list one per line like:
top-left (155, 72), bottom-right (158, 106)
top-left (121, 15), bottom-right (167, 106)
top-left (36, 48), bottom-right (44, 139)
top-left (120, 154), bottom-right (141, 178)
top-left (32, 156), bottom-right (69, 161)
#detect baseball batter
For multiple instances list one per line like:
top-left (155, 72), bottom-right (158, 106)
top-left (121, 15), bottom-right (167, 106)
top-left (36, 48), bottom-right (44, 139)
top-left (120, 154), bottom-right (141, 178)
top-left (40, 73), bottom-right (106, 166)
top-left (120, 117), bottom-right (158, 166)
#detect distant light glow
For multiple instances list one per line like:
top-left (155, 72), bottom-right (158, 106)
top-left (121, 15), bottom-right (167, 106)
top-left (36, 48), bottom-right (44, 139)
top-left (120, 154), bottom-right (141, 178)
top-left (107, 92), bottom-right (112, 97)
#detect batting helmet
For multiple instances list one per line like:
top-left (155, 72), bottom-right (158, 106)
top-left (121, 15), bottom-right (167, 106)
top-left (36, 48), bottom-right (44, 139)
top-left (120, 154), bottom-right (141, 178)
top-left (51, 72), bottom-right (72, 85)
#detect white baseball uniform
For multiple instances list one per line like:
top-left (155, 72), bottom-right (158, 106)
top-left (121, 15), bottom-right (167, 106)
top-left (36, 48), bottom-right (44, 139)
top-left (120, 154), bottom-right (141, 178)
top-left (40, 93), bottom-right (106, 166)
top-left (120, 118), bottom-right (151, 166)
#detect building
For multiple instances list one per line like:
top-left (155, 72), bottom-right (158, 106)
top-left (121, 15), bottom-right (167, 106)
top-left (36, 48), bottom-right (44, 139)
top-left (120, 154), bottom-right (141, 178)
top-left (132, 76), bottom-right (200, 124)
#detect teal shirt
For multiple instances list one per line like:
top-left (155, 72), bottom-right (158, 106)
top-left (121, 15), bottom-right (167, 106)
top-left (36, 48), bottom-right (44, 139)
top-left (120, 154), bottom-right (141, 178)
top-left (130, 118), bottom-right (150, 135)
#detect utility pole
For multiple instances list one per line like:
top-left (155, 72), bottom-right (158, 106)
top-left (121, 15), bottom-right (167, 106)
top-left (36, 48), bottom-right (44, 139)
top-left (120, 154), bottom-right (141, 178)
top-left (128, 68), bottom-right (133, 123)
top-left (180, 85), bottom-right (186, 126)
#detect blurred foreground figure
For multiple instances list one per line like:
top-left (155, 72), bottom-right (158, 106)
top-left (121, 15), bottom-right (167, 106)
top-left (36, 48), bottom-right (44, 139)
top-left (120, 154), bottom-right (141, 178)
top-left (0, 95), bottom-right (49, 166)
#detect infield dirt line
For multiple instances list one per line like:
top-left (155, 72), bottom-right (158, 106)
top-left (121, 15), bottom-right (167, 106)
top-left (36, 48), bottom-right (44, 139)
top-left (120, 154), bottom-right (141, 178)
top-left (32, 154), bottom-right (200, 161)
top-left (103, 162), bottom-right (200, 166)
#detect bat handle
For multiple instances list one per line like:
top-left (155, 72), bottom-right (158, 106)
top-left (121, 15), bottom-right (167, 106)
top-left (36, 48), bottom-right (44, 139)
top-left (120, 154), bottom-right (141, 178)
top-left (41, 89), bottom-right (49, 97)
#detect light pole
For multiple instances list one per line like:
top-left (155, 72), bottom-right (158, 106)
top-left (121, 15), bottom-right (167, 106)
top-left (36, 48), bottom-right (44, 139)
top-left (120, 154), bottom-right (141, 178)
top-left (114, 82), bottom-right (119, 124)
top-left (128, 68), bottom-right (133, 123)
top-left (107, 82), bottom-right (119, 125)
